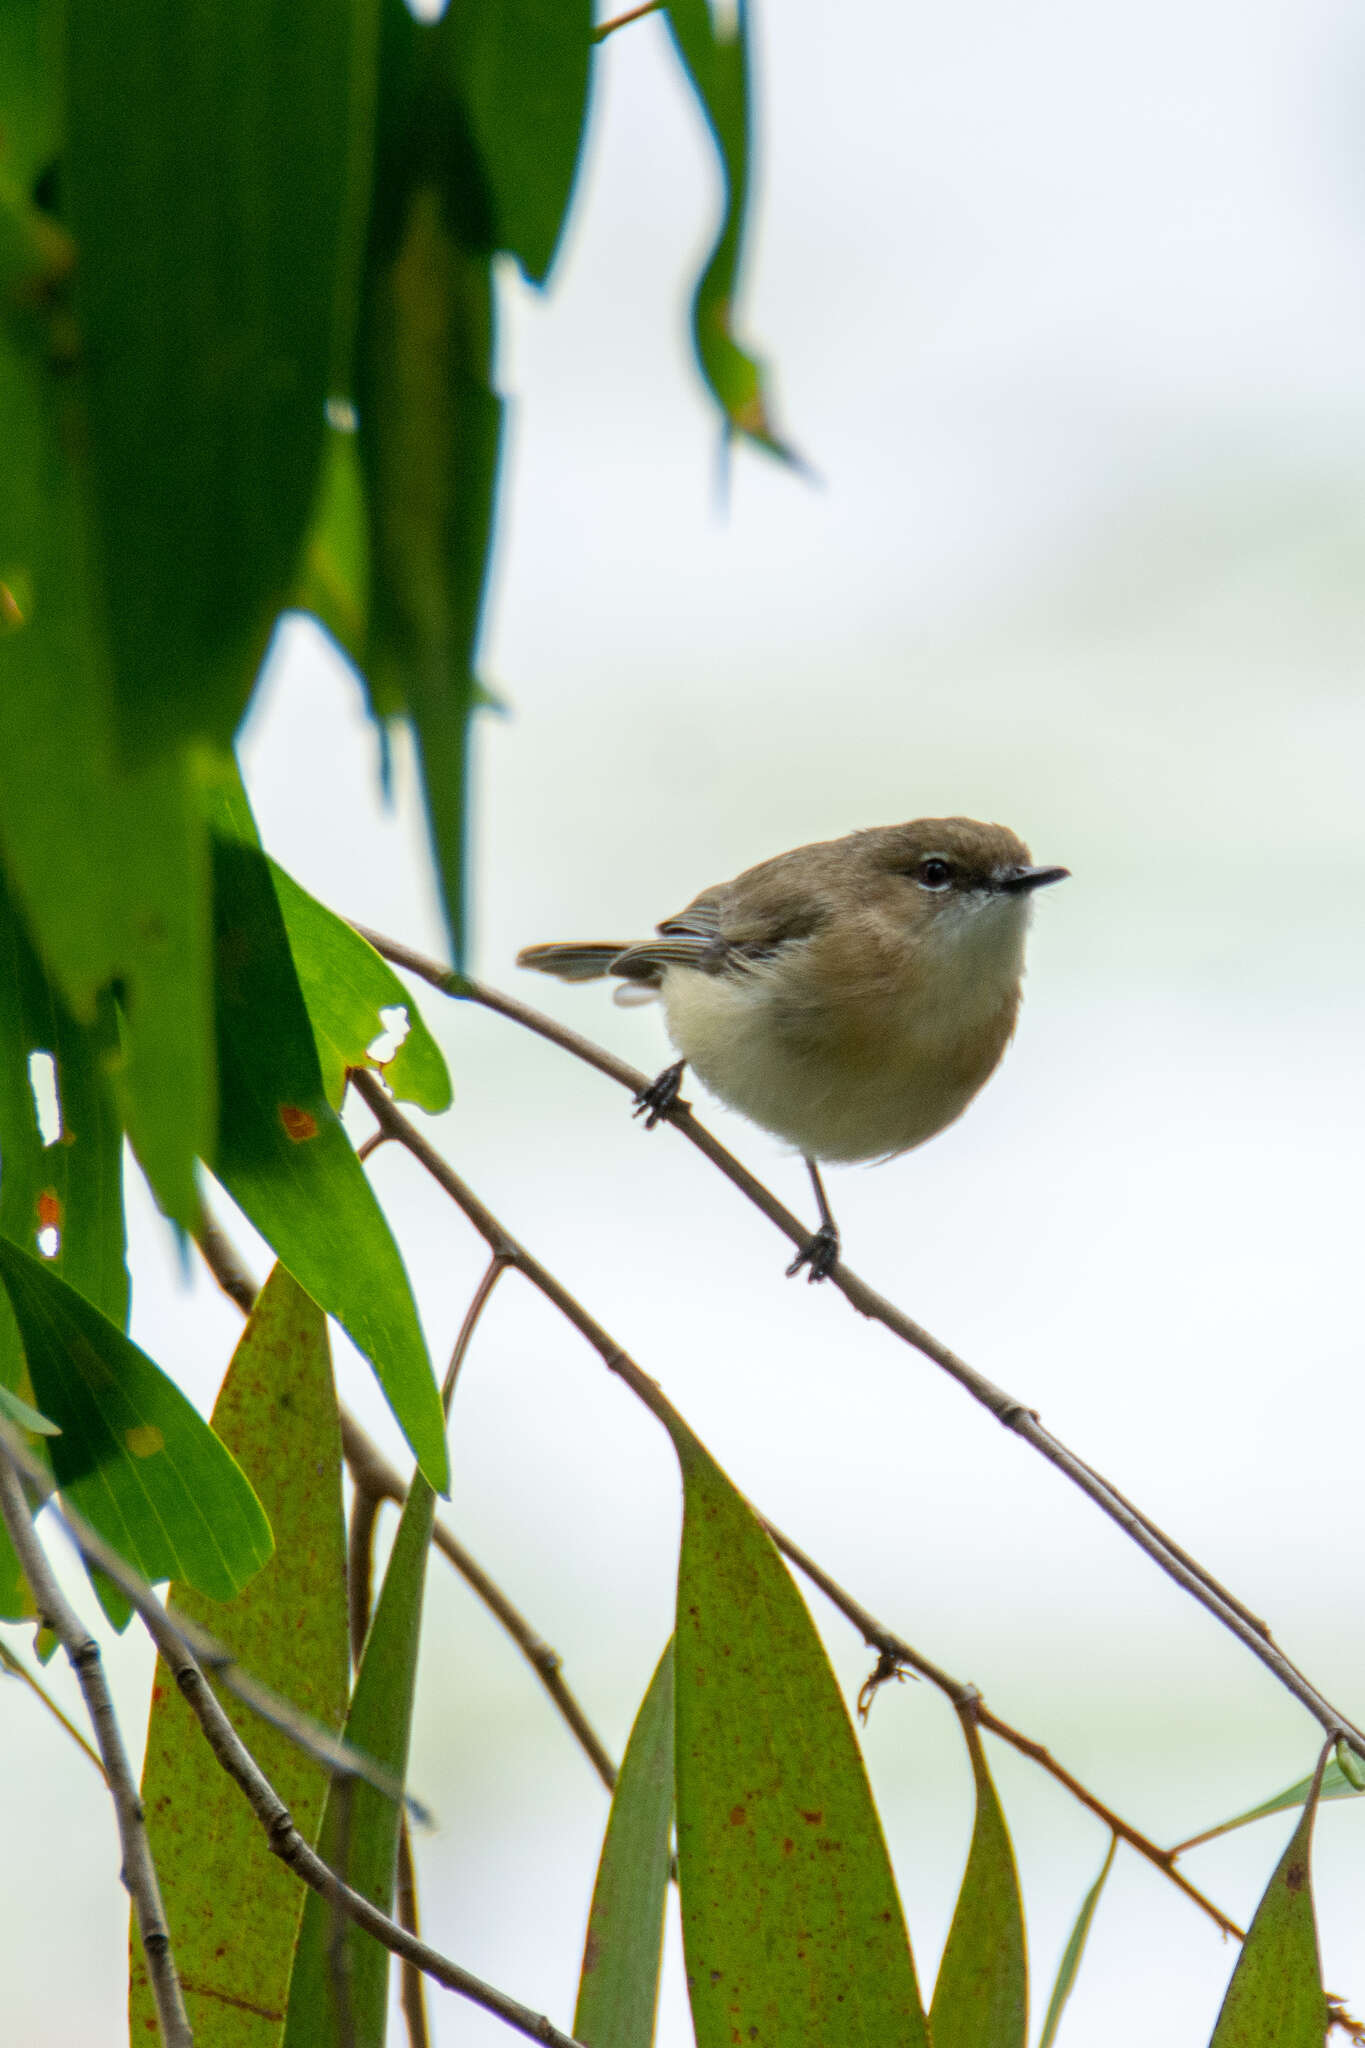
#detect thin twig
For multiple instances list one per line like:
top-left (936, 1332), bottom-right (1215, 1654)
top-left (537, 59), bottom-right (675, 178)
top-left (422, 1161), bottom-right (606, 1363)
top-left (0, 1455), bottom-right (193, 2048)
top-left (348, 1485), bottom-right (381, 1666)
top-left (344, 1071), bottom-right (1247, 1944)
top-left (396, 1815), bottom-right (432, 2048)
top-left (591, 0), bottom-right (664, 43)
top-left (0, 1418), bottom-right (589, 2048)
top-left (196, 1207), bottom-right (259, 1314)
top-left (153, 1621), bottom-right (589, 2046)
top-left (0, 1636), bottom-right (108, 1782)
top-left (352, 938), bottom-right (1365, 1757)
top-left (0, 1421), bottom-right (424, 1817)
top-left (768, 1518), bottom-right (1243, 1940)
top-left (193, 1218), bottom-right (622, 1800)
top-left (443, 1255), bottom-right (510, 1411)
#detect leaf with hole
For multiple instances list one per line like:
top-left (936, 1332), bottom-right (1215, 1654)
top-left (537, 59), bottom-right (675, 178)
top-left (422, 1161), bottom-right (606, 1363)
top-left (210, 829), bottom-right (449, 1492)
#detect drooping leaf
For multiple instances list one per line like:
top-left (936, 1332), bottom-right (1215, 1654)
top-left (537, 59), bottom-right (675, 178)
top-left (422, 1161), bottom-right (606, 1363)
top-left (282, 1470), bottom-right (437, 2047)
top-left (1175, 1755), bottom-right (1365, 1853)
top-left (930, 1717), bottom-right (1028, 2048)
top-left (210, 829), bottom-right (449, 1492)
top-left (1207, 1759), bottom-right (1329, 2048)
top-left (575, 1642), bottom-right (675, 2048)
top-left (435, 0), bottom-right (593, 285)
top-left (672, 1427), bottom-right (928, 2048)
top-left (664, 0), bottom-right (790, 458)
top-left (0, 1236), bottom-right (273, 1602)
top-left (0, 862), bottom-right (128, 1331)
top-left (354, 0), bottom-right (505, 964)
top-left (1038, 1836), bottom-right (1117, 2048)
top-left (294, 412), bottom-right (370, 668)
top-left (130, 1264), bottom-right (350, 2044)
top-left (267, 858), bottom-right (452, 1113)
top-left (61, 0), bottom-right (380, 764)
top-left (0, 335), bottom-right (216, 1224)
top-left (0, 0), bottom-right (59, 198)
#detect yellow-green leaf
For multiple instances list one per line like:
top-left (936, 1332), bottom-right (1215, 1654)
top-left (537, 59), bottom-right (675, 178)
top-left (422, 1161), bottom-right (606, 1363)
top-left (930, 1717), bottom-right (1028, 2048)
top-left (130, 1264), bottom-right (349, 2043)
top-left (672, 1428), bottom-right (927, 2048)
top-left (576, 1642), bottom-right (675, 2048)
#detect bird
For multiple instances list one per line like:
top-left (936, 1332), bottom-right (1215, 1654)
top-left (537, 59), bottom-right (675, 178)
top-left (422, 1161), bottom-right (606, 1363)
top-left (517, 817), bottom-right (1068, 1280)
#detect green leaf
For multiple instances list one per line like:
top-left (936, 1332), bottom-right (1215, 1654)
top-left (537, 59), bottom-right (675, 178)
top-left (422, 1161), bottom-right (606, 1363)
top-left (0, 1236), bottom-right (273, 1602)
top-left (664, 0), bottom-right (790, 458)
top-left (62, 0), bottom-right (380, 763)
top-left (575, 1642), bottom-right (675, 2048)
top-left (268, 857), bottom-right (452, 1113)
top-left (672, 1429), bottom-right (928, 2048)
top-left (1207, 1761), bottom-right (1329, 2048)
top-left (210, 829), bottom-right (449, 1492)
top-left (434, 0), bottom-right (594, 285)
top-left (1175, 1758), bottom-right (1365, 1853)
top-left (0, 861), bottom-right (128, 1332)
top-left (930, 1718), bottom-right (1028, 2048)
top-left (355, 0), bottom-right (504, 963)
top-left (295, 413), bottom-right (370, 668)
top-left (0, 0), bottom-right (59, 196)
top-left (1037, 1836), bottom-right (1117, 2048)
top-left (0, 316), bottom-right (216, 1223)
top-left (283, 1470), bottom-right (437, 2048)
top-left (130, 1264), bottom-right (350, 2044)
top-left (0, 1384), bottom-right (58, 1435)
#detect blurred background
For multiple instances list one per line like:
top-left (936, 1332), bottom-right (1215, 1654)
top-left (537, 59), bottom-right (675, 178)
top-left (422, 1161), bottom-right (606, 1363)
top-left (7, 0), bottom-right (1365, 2038)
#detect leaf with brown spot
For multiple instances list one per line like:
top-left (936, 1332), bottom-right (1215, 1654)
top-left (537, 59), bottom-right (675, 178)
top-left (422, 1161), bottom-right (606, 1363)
top-left (130, 1265), bottom-right (349, 2045)
top-left (671, 1427), bottom-right (927, 2048)
top-left (1207, 1750), bottom-right (1330, 2048)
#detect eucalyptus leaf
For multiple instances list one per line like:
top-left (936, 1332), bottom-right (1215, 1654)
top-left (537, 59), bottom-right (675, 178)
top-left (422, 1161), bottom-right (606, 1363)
top-left (930, 1718), bottom-right (1028, 2048)
top-left (672, 1427), bottom-right (928, 2048)
top-left (576, 1643), bottom-right (676, 2048)
top-left (0, 1236), bottom-right (273, 1602)
top-left (1207, 1764), bottom-right (1329, 2047)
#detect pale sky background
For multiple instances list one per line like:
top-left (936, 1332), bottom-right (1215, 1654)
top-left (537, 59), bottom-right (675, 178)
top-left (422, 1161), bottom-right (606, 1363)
top-left (6, 0), bottom-right (1365, 2040)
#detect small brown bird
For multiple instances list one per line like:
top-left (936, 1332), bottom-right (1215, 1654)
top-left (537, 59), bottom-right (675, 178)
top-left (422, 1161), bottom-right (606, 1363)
top-left (518, 817), bottom-right (1068, 1278)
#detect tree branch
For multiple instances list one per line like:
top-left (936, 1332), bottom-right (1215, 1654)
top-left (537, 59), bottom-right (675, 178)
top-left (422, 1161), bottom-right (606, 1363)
top-left (0, 1452), bottom-right (192, 2048)
top-left (345, 1068), bottom-right (1252, 1946)
top-left (352, 937), bottom-right (1365, 1756)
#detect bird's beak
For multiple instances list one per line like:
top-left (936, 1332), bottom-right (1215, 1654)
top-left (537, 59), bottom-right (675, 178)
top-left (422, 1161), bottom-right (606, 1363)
top-left (999, 864), bottom-right (1070, 894)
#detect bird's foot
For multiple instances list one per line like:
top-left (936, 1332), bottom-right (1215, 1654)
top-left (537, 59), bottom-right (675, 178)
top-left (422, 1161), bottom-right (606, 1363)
top-left (786, 1222), bottom-right (840, 1284)
top-left (633, 1060), bottom-right (688, 1130)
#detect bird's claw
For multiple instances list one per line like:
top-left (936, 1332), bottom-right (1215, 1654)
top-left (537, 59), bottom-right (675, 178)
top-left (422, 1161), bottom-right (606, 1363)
top-left (633, 1060), bottom-right (687, 1130)
top-left (786, 1222), bottom-right (840, 1284)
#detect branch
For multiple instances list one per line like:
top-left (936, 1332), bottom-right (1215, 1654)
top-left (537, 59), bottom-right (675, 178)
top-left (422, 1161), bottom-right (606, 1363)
top-left (0, 1417), bottom-right (588, 2048)
top-left (340, 1409), bottom-right (619, 1795)
top-left (345, 1069), bottom-right (1246, 1946)
top-left (195, 1210), bottom-right (622, 1799)
top-left (0, 1452), bottom-right (192, 2048)
top-left (354, 935), bottom-right (1365, 1756)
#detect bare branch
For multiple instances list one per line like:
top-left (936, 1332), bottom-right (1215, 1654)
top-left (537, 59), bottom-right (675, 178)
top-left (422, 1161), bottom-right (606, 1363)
top-left (591, 0), bottom-right (664, 43)
top-left (351, 939), bottom-right (1365, 1757)
top-left (0, 1453), bottom-right (192, 2048)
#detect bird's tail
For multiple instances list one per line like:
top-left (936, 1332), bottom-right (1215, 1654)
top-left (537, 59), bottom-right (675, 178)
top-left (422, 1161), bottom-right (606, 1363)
top-left (515, 942), bottom-right (638, 983)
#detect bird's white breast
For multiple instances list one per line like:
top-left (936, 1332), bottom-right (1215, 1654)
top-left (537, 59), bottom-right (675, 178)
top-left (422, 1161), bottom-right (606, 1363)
top-left (661, 890), bottom-right (1031, 1163)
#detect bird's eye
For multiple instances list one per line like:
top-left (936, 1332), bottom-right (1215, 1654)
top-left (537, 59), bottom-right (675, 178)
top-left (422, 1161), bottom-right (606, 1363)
top-left (916, 856), bottom-right (953, 891)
